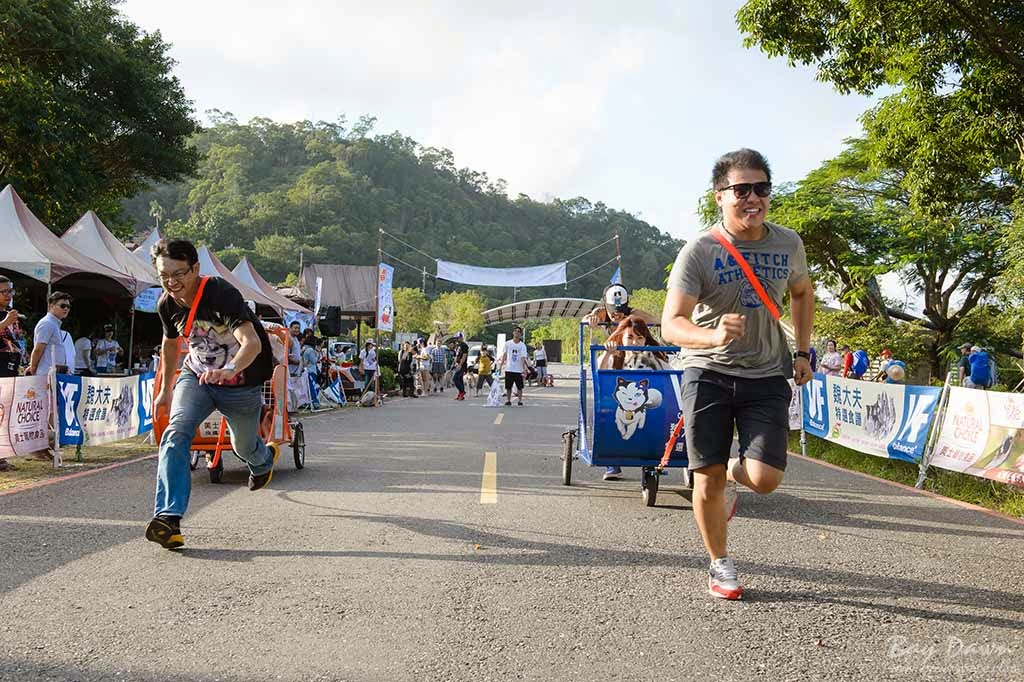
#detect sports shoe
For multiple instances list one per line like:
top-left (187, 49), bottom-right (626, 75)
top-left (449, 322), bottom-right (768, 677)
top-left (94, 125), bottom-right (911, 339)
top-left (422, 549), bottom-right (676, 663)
top-left (603, 466), bottom-right (622, 480)
top-left (504, 400), bottom-right (512, 406)
top-left (723, 480), bottom-right (738, 521)
top-left (248, 442), bottom-right (281, 491)
top-left (145, 515), bottom-right (184, 550)
top-left (708, 556), bottom-right (743, 600)
top-left (517, 399), bottom-right (523, 406)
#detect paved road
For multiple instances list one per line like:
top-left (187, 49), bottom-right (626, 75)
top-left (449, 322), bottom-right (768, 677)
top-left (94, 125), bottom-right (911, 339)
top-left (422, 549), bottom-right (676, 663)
top-left (1, 383), bottom-right (1022, 681)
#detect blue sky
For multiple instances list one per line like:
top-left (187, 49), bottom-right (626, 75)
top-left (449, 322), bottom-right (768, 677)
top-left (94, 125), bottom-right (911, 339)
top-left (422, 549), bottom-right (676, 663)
top-left (120, 0), bottom-right (878, 248)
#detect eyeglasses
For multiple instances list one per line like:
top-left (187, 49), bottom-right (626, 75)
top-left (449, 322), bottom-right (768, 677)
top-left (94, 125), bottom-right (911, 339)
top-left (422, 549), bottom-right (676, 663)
top-left (56, 303), bottom-right (71, 310)
top-left (158, 265), bottom-right (194, 282)
top-left (0, 288), bottom-right (13, 296)
top-left (717, 182), bottom-right (772, 199)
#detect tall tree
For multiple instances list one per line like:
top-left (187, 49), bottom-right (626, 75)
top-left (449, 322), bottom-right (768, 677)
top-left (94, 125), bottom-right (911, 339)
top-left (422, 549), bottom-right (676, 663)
top-left (0, 0), bottom-right (199, 230)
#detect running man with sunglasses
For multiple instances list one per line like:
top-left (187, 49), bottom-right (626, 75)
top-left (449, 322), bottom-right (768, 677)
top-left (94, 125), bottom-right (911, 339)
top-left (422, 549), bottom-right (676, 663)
top-left (145, 239), bottom-right (279, 550)
top-left (662, 149), bottom-right (814, 600)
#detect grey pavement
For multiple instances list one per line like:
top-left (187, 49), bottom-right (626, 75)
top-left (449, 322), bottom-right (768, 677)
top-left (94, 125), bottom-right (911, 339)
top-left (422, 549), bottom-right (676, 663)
top-left (0, 383), bottom-right (1022, 681)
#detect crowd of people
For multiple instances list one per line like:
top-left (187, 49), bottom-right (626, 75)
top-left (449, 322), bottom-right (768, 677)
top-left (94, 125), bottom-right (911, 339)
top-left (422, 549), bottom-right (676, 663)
top-left (815, 342), bottom-right (908, 383)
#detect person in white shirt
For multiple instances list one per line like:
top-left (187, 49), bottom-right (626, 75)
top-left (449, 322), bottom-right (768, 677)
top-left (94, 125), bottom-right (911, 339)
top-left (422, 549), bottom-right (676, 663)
top-left (74, 332), bottom-right (94, 376)
top-left (533, 342), bottom-right (548, 386)
top-left (93, 324), bottom-right (123, 374)
top-left (497, 326), bottom-right (530, 406)
top-left (28, 292), bottom-right (71, 376)
top-left (358, 340), bottom-right (378, 396)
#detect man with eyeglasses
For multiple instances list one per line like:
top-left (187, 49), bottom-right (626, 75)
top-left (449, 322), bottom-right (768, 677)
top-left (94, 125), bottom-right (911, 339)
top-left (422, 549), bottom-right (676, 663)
top-left (144, 239), bottom-right (278, 550)
top-left (662, 148), bottom-right (814, 601)
top-left (0, 276), bottom-right (22, 470)
top-left (28, 292), bottom-right (73, 377)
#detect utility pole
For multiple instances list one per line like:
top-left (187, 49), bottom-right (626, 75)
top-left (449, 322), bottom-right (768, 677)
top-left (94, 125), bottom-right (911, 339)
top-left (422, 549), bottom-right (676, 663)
top-left (614, 233), bottom-right (622, 283)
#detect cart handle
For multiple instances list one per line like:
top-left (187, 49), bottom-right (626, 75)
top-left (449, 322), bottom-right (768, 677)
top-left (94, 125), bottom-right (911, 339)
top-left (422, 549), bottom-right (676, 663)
top-left (589, 344), bottom-right (680, 353)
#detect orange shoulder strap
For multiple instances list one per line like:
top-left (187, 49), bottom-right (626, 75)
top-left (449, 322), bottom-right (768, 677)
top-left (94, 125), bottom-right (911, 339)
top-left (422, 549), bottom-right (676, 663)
top-left (710, 228), bottom-right (781, 321)
top-left (183, 277), bottom-right (210, 337)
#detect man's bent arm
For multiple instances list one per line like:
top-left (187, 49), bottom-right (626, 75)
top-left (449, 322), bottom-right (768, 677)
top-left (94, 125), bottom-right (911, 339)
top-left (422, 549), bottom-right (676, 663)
top-left (230, 322), bottom-right (262, 373)
top-left (661, 289), bottom-right (719, 349)
top-left (789, 277), bottom-right (815, 353)
top-left (160, 337), bottom-right (179, 389)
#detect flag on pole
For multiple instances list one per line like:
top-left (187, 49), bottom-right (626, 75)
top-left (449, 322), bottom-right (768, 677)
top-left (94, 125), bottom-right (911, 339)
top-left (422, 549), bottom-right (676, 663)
top-left (610, 266), bottom-right (622, 285)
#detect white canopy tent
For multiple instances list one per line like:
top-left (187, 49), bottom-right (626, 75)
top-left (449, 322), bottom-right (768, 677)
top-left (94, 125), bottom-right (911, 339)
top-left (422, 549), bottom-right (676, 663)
top-left (63, 211), bottom-right (160, 293)
top-left (232, 257), bottom-right (311, 314)
top-left (197, 246), bottom-right (283, 315)
top-left (133, 227), bottom-right (162, 262)
top-left (0, 185), bottom-right (135, 295)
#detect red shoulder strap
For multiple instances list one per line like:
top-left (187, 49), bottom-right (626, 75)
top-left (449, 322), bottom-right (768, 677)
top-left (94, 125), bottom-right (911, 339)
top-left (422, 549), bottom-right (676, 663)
top-left (711, 228), bottom-right (781, 321)
top-left (183, 277), bottom-right (210, 337)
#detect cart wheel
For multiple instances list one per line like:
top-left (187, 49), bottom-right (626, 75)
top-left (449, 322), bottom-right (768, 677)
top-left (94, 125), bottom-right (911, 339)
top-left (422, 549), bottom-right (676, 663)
top-left (641, 468), bottom-right (659, 506)
top-left (209, 459), bottom-right (224, 484)
top-left (561, 429), bottom-right (576, 486)
top-left (189, 451), bottom-right (200, 471)
top-left (292, 422), bottom-right (305, 470)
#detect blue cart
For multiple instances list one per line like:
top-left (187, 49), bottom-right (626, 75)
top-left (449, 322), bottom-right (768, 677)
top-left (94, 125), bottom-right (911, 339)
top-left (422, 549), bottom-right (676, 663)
top-left (562, 322), bottom-right (693, 506)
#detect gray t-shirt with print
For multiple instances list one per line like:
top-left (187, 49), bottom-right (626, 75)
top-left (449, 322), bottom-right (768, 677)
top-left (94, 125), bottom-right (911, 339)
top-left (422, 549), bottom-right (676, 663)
top-left (667, 221), bottom-right (808, 379)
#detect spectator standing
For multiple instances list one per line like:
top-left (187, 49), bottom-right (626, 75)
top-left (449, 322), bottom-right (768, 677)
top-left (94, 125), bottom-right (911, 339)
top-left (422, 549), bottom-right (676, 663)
top-left (358, 340), bottom-right (378, 395)
top-left (841, 344), bottom-right (855, 378)
top-left (533, 342), bottom-right (548, 386)
top-left (871, 349), bottom-right (895, 382)
top-left (443, 339), bottom-right (456, 389)
top-left (301, 336), bottom-right (320, 381)
top-left (498, 326), bottom-right (530, 407)
top-left (428, 337), bottom-right (446, 393)
top-left (93, 324), bottom-right (123, 374)
top-left (818, 340), bottom-right (842, 376)
top-left (28, 292), bottom-right (72, 376)
top-left (956, 343), bottom-right (973, 386)
top-left (0, 276), bottom-right (21, 471)
top-left (965, 345), bottom-right (994, 389)
top-left (0, 276), bottom-right (23, 378)
top-left (287, 321), bottom-right (303, 377)
top-left (398, 341), bottom-right (417, 398)
top-left (416, 339), bottom-right (432, 395)
top-left (451, 332), bottom-right (469, 400)
top-left (74, 330), bottom-right (94, 376)
top-left (475, 346), bottom-right (494, 397)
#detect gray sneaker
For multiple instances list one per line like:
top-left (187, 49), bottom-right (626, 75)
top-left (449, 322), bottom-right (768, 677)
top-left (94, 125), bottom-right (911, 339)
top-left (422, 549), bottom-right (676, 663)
top-left (708, 556), bottom-right (743, 600)
top-left (723, 480), bottom-right (738, 521)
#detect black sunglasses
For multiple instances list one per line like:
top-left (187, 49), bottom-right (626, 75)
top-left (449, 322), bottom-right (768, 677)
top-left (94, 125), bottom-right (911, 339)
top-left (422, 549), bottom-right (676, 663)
top-left (56, 303), bottom-right (71, 310)
top-left (718, 181), bottom-right (772, 199)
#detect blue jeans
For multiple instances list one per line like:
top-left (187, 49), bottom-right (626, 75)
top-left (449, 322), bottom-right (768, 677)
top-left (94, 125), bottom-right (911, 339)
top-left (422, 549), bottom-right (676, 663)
top-left (154, 370), bottom-right (275, 518)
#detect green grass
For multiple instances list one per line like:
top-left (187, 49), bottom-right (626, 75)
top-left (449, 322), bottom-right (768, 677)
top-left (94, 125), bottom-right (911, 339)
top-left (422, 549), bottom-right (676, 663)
top-left (789, 433), bottom-right (1024, 518)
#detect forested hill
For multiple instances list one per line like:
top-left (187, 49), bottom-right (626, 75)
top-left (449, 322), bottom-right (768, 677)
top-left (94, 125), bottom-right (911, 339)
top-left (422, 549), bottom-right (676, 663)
top-left (122, 113), bottom-right (682, 304)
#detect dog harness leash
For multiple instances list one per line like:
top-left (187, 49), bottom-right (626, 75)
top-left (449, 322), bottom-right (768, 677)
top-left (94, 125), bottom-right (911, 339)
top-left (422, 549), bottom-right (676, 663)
top-left (710, 226), bottom-right (781, 321)
top-left (183, 276), bottom-right (210, 337)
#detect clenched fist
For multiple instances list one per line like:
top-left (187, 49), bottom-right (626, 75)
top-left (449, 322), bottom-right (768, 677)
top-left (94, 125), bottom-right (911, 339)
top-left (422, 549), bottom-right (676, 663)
top-left (711, 314), bottom-right (746, 347)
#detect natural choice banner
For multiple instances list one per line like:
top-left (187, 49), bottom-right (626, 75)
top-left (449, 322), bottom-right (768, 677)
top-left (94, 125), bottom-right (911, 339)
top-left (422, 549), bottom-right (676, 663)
top-left (377, 263), bottom-right (394, 332)
top-left (0, 375), bottom-right (50, 457)
top-left (56, 372), bottom-right (155, 446)
top-left (436, 260), bottom-right (567, 287)
top-left (929, 387), bottom-right (1024, 488)
top-left (802, 373), bottom-right (942, 462)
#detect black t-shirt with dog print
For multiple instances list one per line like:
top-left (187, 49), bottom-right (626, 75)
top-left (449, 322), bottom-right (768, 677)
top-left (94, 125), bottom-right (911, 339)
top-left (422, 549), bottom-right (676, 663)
top-left (158, 277), bottom-right (274, 387)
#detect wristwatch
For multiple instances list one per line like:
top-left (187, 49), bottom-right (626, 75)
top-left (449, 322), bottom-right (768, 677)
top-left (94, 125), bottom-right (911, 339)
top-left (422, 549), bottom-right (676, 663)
top-left (793, 351), bottom-right (811, 361)
top-left (223, 361), bottom-right (237, 373)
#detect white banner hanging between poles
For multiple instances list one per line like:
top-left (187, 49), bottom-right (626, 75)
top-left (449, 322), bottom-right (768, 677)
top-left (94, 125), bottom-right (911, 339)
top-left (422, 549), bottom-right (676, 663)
top-left (436, 260), bottom-right (567, 287)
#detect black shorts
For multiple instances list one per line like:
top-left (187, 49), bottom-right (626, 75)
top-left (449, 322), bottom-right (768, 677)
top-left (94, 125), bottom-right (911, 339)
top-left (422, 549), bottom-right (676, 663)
top-left (505, 371), bottom-right (524, 390)
top-left (680, 367), bottom-right (792, 472)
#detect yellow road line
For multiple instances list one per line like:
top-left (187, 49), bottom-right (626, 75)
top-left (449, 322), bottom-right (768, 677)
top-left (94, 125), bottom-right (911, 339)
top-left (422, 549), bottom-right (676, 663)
top-left (494, 413), bottom-right (504, 425)
top-left (480, 451), bottom-right (497, 504)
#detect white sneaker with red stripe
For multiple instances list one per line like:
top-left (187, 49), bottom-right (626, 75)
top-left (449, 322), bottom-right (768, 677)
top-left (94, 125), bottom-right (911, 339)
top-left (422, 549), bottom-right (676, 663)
top-left (708, 556), bottom-right (743, 600)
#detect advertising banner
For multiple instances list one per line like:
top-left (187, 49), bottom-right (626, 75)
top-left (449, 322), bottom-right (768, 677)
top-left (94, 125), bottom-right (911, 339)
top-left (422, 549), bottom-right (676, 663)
top-left (133, 286), bottom-right (162, 313)
top-left (802, 373), bottom-right (941, 462)
top-left (929, 387), bottom-right (1024, 488)
top-left (0, 375), bottom-right (50, 457)
top-left (55, 372), bottom-right (155, 446)
top-left (377, 263), bottom-right (394, 332)
top-left (436, 259), bottom-right (567, 287)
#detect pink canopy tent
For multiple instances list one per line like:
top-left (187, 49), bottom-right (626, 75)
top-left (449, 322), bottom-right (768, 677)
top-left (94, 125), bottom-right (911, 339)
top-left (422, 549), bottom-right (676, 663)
top-left (197, 246), bottom-right (283, 315)
top-left (63, 210), bottom-right (160, 293)
top-left (0, 185), bottom-right (135, 296)
top-left (231, 257), bottom-right (311, 314)
top-left (133, 227), bottom-right (163, 261)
